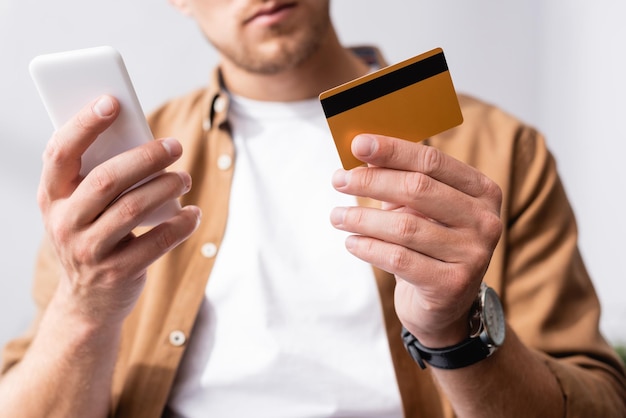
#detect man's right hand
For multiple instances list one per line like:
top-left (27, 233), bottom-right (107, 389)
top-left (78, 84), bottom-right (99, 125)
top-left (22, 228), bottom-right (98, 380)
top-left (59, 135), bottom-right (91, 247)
top-left (38, 94), bottom-right (201, 329)
top-left (0, 94), bottom-right (201, 418)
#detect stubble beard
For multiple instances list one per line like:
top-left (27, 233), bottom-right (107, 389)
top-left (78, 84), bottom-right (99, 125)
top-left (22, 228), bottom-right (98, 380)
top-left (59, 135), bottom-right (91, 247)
top-left (213, 17), bottom-right (330, 75)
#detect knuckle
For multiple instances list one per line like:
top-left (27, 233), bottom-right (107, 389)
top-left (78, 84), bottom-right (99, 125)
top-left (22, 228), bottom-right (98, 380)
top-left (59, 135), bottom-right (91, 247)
top-left (74, 110), bottom-right (92, 133)
top-left (49, 221), bottom-right (72, 245)
top-left (42, 133), bottom-right (68, 165)
top-left (117, 196), bottom-right (143, 221)
top-left (461, 220), bottom-right (501, 272)
top-left (344, 206), bottom-right (365, 227)
top-left (353, 166), bottom-right (377, 190)
top-left (81, 231), bottom-right (114, 266)
top-left (491, 184), bottom-right (503, 208)
top-left (36, 187), bottom-right (50, 211)
top-left (466, 211), bottom-right (502, 261)
top-left (168, 172), bottom-right (187, 194)
top-left (388, 139), bottom-right (403, 163)
top-left (465, 243), bottom-right (491, 269)
top-left (468, 203), bottom-right (503, 249)
top-left (48, 223), bottom-right (100, 265)
top-left (393, 214), bottom-right (419, 241)
top-left (137, 146), bottom-right (159, 167)
top-left (420, 146), bottom-right (443, 175)
top-left (155, 229), bottom-right (177, 252)
top-left (482, 176), bottom-right (503, 204)
top-left (387, 246), bottom-right (411, 273)
top-left (73, 242), bottom-right (98, 265)
top-left (88, 166), bottom-right (118, 195)
top-left (473, 206), bottom-right (503, 244)
top-left (484, 212), bottom-right (503, 244)
top-left (404, 172), bottom-right (431, 197)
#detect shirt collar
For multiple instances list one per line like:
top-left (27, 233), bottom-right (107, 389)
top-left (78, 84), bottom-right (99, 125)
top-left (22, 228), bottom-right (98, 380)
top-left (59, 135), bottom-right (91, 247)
top-left (203, 46), bottom-right (386, 131)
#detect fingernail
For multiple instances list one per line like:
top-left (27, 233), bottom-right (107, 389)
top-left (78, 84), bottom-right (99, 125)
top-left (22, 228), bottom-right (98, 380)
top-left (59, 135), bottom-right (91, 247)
top-left (178, 172), bottom-right (192, 192)
top-left (331, 169), bottom-right (349, 188)
top-left (330, 207), bottom-right (346, 226)
top-left (162, 138), bottom-right (182, 157)
top-left (352, 134), bottom-right (377, 158)
top-left (93, 96), bottom-right (115, 117)
top-left (190, 206), bottom-right (202, 229)
top-left (345, 235), bottom-right (357, 251)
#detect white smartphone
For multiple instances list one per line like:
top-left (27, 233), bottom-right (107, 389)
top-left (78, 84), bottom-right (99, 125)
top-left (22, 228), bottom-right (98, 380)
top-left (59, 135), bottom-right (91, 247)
top-left (29, 46), bottom-right (181, 226)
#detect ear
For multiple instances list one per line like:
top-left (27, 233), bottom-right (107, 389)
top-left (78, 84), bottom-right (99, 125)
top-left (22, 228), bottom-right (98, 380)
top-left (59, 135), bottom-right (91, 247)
top-left (168, 0), bottom-right (193, 16)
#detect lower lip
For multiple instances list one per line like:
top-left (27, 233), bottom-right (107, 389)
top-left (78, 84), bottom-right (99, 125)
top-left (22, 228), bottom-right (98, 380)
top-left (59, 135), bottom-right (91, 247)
top-left (248, 5), bottom-right (296, 27)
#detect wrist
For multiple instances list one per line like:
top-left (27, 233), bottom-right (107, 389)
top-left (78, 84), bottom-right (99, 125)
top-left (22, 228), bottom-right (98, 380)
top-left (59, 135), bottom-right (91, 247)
top-left (44, 285), bottom-right (124, 344)
top-left (402, 283), bottom-right (506, 370)
top-left (409, 318), bottom-right (471, 349)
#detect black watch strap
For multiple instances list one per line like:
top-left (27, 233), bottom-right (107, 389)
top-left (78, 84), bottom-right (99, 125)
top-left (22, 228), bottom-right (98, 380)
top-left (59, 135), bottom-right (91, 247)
top-left (401, 327), bottom-right (491, 370)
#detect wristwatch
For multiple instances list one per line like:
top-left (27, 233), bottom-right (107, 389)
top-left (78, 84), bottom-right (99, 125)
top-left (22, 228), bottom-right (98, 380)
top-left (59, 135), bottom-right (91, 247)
top-left (401, 283), bottom-right (506, 370)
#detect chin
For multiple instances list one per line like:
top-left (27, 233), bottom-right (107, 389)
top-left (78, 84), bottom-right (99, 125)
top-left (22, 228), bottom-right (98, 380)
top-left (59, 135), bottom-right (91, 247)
top-left (237, 41), bottom-right (312, 74)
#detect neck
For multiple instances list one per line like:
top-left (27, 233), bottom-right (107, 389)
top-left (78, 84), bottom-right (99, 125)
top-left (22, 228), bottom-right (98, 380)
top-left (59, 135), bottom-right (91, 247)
top-left (219, 28), bottom-right (370, 102)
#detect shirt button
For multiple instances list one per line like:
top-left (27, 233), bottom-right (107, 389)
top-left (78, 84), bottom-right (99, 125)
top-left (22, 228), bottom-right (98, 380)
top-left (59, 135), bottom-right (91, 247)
top-left (213, 96), bottom-right (226, 113)
top-left (201, 242), bottom-right (218, 258)
top-left (202, 118), bottom-right (211, 131)
top-left (217, 154), bottom-right (232, 171)
top-left (169, 330), bottom-right (187, 347)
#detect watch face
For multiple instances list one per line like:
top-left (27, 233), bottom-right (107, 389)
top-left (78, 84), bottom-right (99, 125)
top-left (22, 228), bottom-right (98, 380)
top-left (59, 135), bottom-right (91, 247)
top-left (482, 287), bottom-right (506, 346)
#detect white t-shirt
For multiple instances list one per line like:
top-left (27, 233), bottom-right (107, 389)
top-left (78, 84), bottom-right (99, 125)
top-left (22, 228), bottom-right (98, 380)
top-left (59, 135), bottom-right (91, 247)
top-left (167, 94), bottom-right (402, 417)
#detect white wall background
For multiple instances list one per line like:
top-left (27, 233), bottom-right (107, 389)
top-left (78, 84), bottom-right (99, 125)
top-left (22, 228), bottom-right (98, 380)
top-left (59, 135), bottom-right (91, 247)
top-left (0, 1), bottom-right (624, 350)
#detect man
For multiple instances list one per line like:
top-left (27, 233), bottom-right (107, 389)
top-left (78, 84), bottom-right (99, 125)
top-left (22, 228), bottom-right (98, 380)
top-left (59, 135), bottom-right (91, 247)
top-left (1, 0), bottom-right (625, 417)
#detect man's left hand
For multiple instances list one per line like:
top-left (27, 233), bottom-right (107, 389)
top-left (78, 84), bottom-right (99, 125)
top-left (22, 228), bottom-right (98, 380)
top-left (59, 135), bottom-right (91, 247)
top-left (330, 134), bottom-right (503, 348)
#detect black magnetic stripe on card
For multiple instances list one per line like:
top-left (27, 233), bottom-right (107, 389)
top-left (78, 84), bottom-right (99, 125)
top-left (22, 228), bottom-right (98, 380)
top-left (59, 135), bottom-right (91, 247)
top-left (320, 51), bottom-right (448, 118)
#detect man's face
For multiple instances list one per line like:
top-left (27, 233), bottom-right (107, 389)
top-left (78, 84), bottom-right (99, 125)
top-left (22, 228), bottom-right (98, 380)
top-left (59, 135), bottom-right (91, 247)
top-left (181, 0), bottom-right (332, 75)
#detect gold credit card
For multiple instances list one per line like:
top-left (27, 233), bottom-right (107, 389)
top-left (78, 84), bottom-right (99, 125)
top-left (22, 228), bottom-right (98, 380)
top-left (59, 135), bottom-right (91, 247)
top-left (319, 48), bottom-right (463, 169)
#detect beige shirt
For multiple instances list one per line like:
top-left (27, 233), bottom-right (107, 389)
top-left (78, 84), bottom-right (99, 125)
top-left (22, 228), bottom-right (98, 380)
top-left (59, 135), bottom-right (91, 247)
top-left (3, 49), bottom-right (625, 417)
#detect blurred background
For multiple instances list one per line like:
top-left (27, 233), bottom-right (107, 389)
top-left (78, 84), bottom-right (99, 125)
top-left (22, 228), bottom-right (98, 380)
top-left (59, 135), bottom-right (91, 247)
top-left (0, 1), bottom-right (624, 349)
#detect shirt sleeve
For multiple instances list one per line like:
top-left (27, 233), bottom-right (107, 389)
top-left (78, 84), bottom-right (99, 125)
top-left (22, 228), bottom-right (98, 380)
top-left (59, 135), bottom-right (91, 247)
top-left (503, 124), bottom-right (626, 416)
